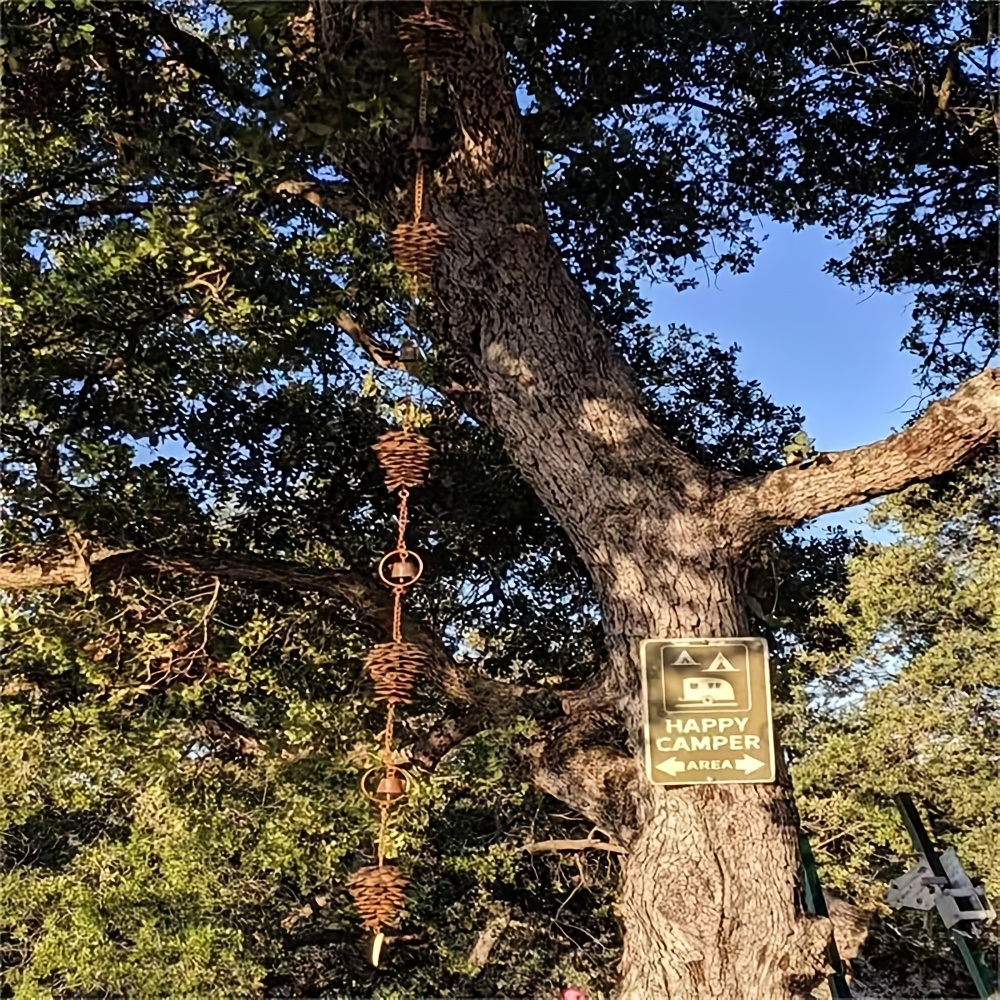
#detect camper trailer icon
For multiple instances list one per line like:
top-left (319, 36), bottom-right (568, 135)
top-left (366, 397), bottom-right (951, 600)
top-left (661, 645), bottom-right (751, 713)
top-left (678, 676), bottom-right (736, 706)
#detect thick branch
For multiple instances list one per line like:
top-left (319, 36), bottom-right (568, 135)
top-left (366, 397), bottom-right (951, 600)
top-left (519, 716), bottom-right (647, 846)
top-left (3, 549), bottom-right (636, 810)
top-left (2, 545), bottom-right (620, 782)
top-left (725, 367), bottom-right (1000, 532)
top-left (0, 549), bottom-right (99, 591)
top-left (0, 546), bottom-right (505, 707)
top-left (139, 3), bottom-right (256, 106)
top-left (408, 712), bottom-right (479, 770)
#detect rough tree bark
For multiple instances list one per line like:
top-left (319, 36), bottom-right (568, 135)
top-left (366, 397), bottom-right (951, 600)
top-left (6, 3), bottom-right (1000, 997)
top-left (303, 5), bottom-right (1000, 996)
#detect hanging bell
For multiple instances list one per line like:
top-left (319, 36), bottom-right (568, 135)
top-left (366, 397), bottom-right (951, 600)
top-left (378, 548), bottom-right (424, 588)
top-left (376, 772), bottom-right (407, 799)
top-left (409, 131), bottom-right (436, 155)
top-left (399, 340), bottom-right (422, 363)
top-left (390, 553), bottom-right (420, 584)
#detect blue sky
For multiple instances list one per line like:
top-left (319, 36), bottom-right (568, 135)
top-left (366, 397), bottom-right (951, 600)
top-left (647, 222), bottom-right (921, 534)
top-left (128, 219), bottom-right (920, 536)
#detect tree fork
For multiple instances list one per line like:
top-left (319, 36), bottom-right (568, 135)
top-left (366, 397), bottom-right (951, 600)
top-left (305, 3), bottom-right (1000, 995)
top-left (7, 2), bottom-right (997, 995)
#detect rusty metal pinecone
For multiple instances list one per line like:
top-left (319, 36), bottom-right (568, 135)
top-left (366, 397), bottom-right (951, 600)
top-left (397, 7), bottom-right (467, 74)
top-left (389, 219), bottom-right (447, 282)
top-left (372, 429), bottom-right (435, 492)
top-left (349, 864), bottom-right (409, 930)
top-left (365, 641), bottom-right (430, 704)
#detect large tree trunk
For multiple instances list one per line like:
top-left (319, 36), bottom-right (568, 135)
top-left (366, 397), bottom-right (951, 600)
top-left (291, 4), bottom-right (1000, 995)
top-left (617, 785), bottom-right (824, 998)
top-left (606, 563), bottom-right (828, 998)
top-left (430, 182), bottom-right (831, 993)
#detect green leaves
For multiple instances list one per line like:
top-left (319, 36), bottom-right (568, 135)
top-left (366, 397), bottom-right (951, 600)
top-left (3, 0), bottom-right (996, 994)
top-left (790, 456), bottom-right (1000, 954)
top-left (0, 581), bottom-right (365, 997)
top-left (782, 430), bottom-right (816, 465)
top-left (499, 2), bottom-right (997, 371)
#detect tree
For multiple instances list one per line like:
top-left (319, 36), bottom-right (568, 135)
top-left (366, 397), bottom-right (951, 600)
top-left (790, 457), bottom-right (1000, 997)
top-left (1, 1), bottom-right (998, 997)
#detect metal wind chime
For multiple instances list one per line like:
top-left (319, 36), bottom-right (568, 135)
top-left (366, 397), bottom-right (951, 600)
top-left (347, 2), bottom-right (460, 966)
top-left (348, 421), bottom-right (433, 967)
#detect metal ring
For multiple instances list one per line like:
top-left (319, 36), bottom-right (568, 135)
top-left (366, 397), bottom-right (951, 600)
top-left (378, 548), bottom-right (424, 588)
top-left (361, 766), bottom-right (411, 805)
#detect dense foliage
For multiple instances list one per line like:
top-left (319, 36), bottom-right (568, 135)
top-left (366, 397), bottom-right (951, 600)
top-left (1, 0), bottom-right (997, 996)
top-left (791, 457), bottom-right (1000, 995)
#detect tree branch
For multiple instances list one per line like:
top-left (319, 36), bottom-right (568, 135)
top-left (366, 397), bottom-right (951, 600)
top-left (269, 178), bottom-right (365, 220)
top-left (0, 549), bottom-right (100, 591)
top-left (138, 3), bottom-right (257, 107)
top-left (565, 91), bottom-right (755, 127)
top-left (724, 367), bottom-right (1000, 533)
top-left (0, 545), bottom-right (507, 707)
top-left (0, 159), bottom-right (116, 212)
top-left (2, 545), bottom-right (622, 787)
top-left (525, 837), bottom-right (626, 855)
top-left (334, 309), bottom-right (490, 424)
top-left (408, 712), bottom-right (479, 770)
top-left (519, 715), bottom-right (647, 846)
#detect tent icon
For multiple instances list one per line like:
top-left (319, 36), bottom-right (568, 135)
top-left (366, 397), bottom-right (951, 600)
top-left (705, 652), bottom-right (738, 672)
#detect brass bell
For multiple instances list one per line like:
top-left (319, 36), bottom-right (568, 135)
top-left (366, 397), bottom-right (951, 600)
top-left (409, 132), bottom-right (436, 154)
top-left (378, 548), bottom-right (424, 589)
top-left (390, 553), bottom-right (420, 583)
top-left (376, 773), bottom-right (406, 798)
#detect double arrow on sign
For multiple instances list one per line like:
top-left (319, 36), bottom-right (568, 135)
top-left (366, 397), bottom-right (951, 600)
top-left (656, 754), bottom-right (766, 777)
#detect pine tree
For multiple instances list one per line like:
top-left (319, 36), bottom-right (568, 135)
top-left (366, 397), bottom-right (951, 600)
top-left (792, 457), bottom-right (1000, 996)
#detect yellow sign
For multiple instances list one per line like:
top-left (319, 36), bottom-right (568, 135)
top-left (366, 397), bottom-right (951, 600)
top-left (640, 637), bottom-right (776, 785)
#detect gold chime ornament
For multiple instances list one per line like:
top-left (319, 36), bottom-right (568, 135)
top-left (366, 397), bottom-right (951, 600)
top-left (372, 428), bottom-right (435, 492)
top-left (348, 864), bottom-right (410, 931)
top-left (396, 4), bottom-right (466, 75)
top-left (375, 769), bottom-right (408, 801)
top-left (365, 641), bottom-right (431, 705)
top-left (388, 220), bottom-right (447, 284)
top-left (361, 764), bottom-right (411, 806)
top-left (389, 5), bottom-right (449, 288)
top-left (350, 416), bottom-right (434, 965)
top-left (349, 1), bottom-right (455, 965)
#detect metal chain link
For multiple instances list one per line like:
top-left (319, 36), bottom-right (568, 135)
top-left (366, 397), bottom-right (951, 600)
top-left (413, 73), bottom-right (429, 222)
top-left (418, 63), bottom-right (429, 127)
top-left (391, 587), bottom-right (404, 643)
top-left (396, 490), bottom-right (410, 549)
top-left (376, 802), bottom-right (390, 867)
top-left (375, 704), bottom-right (397, 867)
top-left (374, 489), bottom-right (411, 871)
top-left (413, 163), bottom-right (425, 223)
top-left (383, 702), bottom-right (396, 760)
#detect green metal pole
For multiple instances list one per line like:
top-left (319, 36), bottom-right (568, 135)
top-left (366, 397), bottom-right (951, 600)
top-left (799, 833), bottom-right (853, 999)
top-left (893, 793), bottom-right (998, 1000)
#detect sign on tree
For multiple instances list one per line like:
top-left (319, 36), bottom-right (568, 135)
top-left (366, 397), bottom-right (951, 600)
top-left (641, 638), bottom-right (776, 785)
